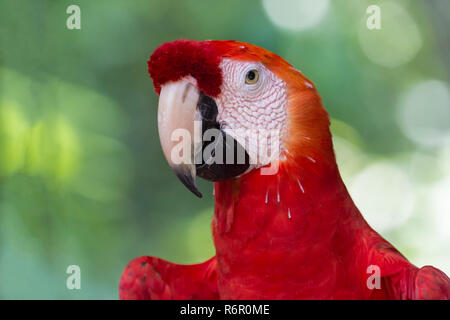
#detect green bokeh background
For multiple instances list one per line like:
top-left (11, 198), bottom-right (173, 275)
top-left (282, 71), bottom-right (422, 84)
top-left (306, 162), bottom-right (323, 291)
top-left (0, 0), bottom-right (449, 299)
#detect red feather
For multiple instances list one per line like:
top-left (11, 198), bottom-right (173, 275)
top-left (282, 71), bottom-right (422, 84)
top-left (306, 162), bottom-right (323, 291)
top-left (148, 39), bottom-right (223, 97)
top-left (119, 256), bottom-right (218, 300)
top-left (122, 40), bottom-right (450, 300)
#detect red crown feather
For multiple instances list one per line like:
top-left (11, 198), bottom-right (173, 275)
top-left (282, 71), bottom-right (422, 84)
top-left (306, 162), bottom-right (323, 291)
top-left (148, 39), bottom-right (223, 97)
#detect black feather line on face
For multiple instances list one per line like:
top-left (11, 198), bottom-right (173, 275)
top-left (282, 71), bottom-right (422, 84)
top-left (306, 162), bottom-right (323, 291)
top-left (195, 92), bottom-right (250, 182)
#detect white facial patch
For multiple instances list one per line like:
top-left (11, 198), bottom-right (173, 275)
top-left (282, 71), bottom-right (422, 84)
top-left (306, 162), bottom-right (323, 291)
top-left (215, 59), bottom-right (288, 169)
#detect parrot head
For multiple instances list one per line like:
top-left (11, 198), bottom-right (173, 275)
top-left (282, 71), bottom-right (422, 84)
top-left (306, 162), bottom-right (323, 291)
top-left (149, 40), bottom-right (334, 197)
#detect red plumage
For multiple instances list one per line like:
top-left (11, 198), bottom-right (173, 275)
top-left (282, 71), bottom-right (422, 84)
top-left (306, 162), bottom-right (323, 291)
top-left (119, 256), bottom-right (218, 299)
top-left (120, 40), bottom-right (450, 300)
top-left (148, 39), bottom-right (223, 97)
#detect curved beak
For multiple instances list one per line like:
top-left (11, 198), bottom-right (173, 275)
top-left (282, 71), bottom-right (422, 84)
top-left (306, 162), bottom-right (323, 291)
top-left (157, 79), bottom-right (203, 198)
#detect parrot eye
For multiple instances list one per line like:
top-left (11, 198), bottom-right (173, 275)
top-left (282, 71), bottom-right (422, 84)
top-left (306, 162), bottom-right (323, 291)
top-left (245, 70), bottom-right (259, 84)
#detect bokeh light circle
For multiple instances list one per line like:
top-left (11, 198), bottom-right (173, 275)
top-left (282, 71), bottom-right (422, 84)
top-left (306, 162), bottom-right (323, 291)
top-left (396, 80), bottom-right (450, 148)
top-left (349, 162), bottom-right (415, 232)
top-left (262, 0), bottom-right (329, 31)
top-left (429, 177), bottom-right (450, 241)
top-left (358, 2), bottom-right (422, 68)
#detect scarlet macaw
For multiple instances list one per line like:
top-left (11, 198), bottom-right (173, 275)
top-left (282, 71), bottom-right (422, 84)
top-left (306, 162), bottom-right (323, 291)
top-left (119, 40), bottom-right (450, 300)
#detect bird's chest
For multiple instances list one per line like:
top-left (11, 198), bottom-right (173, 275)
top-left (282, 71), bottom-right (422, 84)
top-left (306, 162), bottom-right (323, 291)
top-left (214, 235), bottom-right (365, 299)
top-left (212, 199), bottom-right (365, 299)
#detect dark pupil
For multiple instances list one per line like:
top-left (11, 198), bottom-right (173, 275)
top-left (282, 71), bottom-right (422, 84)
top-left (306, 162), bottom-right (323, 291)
top-left (247, 71), bottom-right (255, 81)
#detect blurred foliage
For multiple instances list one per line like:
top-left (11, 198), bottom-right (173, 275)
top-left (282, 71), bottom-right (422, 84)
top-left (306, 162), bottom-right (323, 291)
top-left (0, 0), bottom-right (449, 298)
